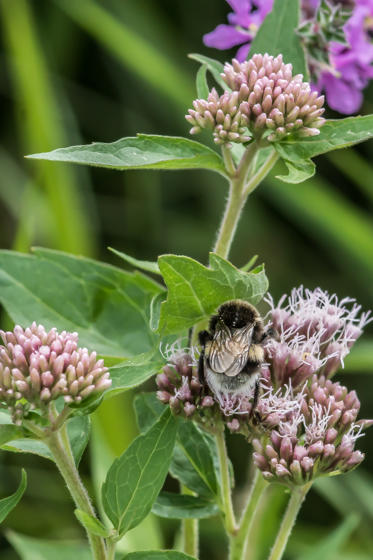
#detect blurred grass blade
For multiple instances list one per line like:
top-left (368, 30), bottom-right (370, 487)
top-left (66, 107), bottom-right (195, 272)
top-left (327, 150), bottom-right (373, 206)
top-left (297, 514), bottom-right (360, 560)
top-left (344, 341), bottom-right (373, 374)
top-left (0, 0), bottom-right (93, 255)
top-left (264, 171), bottom-right (373, 290)
top-left (54, 0), bottom-right (194, 109)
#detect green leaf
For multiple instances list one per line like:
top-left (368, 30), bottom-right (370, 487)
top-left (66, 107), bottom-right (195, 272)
top-left (176, 422), bottom-right (218, 497)
top-left (275, 116), bottom-right (373, 183)
top-left (250, 0), bottom-right (308, 77)
top-left (152, 492), bottom-right (219, 519)
top-left (7, 531), bottom-right (91, 560)
top-left (297, 514), bottom-right (360, 560)
top-left (27, 134), bottom-right (226, 176)
top-left (276, 158), bottom-right (316, 183)
top-left (74, 509), bottom-right (110, 538)
top-left (134, 393), bottom-right (165, 433)
top-left (150, 292), bottom-right (166, 332)
top-left (0, 248), bottom-right (161, 359)
top-left (1, 414), bottom-right (90, 466)
top-left (196, 65), bottom-right (209, 99)
top-left (109, 352), bottom-right (164, 394)
top-left (102, 408), bottom-right (178, 537)
top-left (0, 470), bottom-right (27, 523)
top-left (188, 53), bottom-right (227, 91)
top-left (108, 247), bottom-right (161, 275)
top-left (0, 423), bottom-right (25, 446)
top-left (125, 552), bottom-right (196, 560)
top-left (157, 252), bottom-right (268, 334)
top-left (133, 394), bottom-right (219, 498)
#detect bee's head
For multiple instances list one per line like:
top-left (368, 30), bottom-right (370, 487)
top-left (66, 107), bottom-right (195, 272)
top-left (216, 300), bottom-right (259, 330)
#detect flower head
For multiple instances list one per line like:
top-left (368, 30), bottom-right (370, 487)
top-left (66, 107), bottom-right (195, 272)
top-left (253, 376), bottom-right (371, 485)
top-left (0, 323), bottom-right (111, 423)
top-left (265, 287), bottom-right (371, 385)
top-left (186, 53), bottom-right (325, 144)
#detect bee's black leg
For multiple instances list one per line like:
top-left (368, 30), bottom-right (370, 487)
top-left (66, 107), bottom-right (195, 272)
top-left (198, 330), bottom-right (211, 385)
top-left (260, 326), bottom-right (278, 343)
top-left (250, 377), bottom-right (260, 419)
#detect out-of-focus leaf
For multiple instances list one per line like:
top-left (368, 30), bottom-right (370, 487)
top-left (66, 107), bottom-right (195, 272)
top-left (27, 135), bottom-right (226, 176)
top-left (74, 509), bottom-right (110, 538)
top-left (108, 352), bottom-right (164, 394)
top-left (196, 65), bottom-right (209, 99)
top-left (188, 53), bottom-right (227, 91)
top-left (250, 0), bottom-right (307, 77)
top-left (109, 247), bottom-right (161, 275)
top-left (7, 531), bottom-right (91, 560)
top-left (344, 342), bottom-right (373, 373)
top-left (157, 252), bottom-right (268, 334)
top-left (125, 552), bottom-right (196, 560)
top-left (0, 248), bottom-right (161, 358)
top-left (152, 492), bottom-right (219, 519)
top-left (0, 470), bottom-right (27, 523)
top-left (102, 408), bottom-right (177, 537)
top-left (297, 514), bottom-right (360, 560)
top-left (275, 116), bottom-right (373, 180)
top-left (1, 414), bottom-right (90, 466)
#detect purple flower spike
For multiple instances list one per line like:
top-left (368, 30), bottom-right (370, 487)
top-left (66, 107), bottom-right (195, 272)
top-left (0, 323), bottom-right (111, 423)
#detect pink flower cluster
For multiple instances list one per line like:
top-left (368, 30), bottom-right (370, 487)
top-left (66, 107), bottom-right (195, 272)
top-left (156, 286), bottom-right (371, 485)
top-left (186, 54), bottom-right (325, 144)
top-left (0, 323), bottom-right (111, 422)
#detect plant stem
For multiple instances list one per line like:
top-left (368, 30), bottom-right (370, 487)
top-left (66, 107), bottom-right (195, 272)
top-left (214, 143), bottom-right (258, 259)
top-left (45, 426), bottom-right (107, 559)
top-left (181, 485), bottom-right (199, 557)
top-left (229, 469), bottom-right (268, 560)
top-left (182, 518), bottom-right (199, 557)
top-left (215, 428), bottom-right (237, 535)
top-left (267, 483), bottom-right (312, 560)
top-left (106, 540), bottom-right (116, 560)
top-left (243, 149), bottom-right (279, 198)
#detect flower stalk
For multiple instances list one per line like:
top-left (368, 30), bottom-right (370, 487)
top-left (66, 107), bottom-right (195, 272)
top-left (229, 469), bottom-right (268, 560)
top-left (215, 427), bottom-right (237, 535)
top-left (268, 483), bottom-right (312, 560)
top-left (45, 425), bottom-right (107, 560)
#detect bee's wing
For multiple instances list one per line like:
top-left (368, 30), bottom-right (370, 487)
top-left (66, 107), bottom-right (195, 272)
top-left (209, 322), bottom-right (254, 377)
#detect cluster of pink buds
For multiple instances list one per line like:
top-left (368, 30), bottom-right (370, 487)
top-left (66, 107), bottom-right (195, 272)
top-left (156, 342), bottom-right (216, 419)
top-left (264, 287), bottom-right (371, 386)
top-left (186, 89), bottom-right (251, 145)
top-left (186, 53), bottom-right (325, 145)
top-left (253, 375), bottom-right (372, 485)
top-left (0, 323), bottom-right (111, 423)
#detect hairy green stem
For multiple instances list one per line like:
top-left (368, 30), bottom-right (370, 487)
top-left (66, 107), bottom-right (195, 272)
top-left (215, 428), bottom-right (237, 535)
top-left (214, 143), bottom-right (258, 259)
top-left (45, 425), bottom-right (107, 559)
top-left (243, 150), bottom-right (279, 198)
top-left (268, 483), bottom-right (312, 560)
top-left (229, 469), bottom-right (268, 560)
top-left (106, 540), bottom-right (116, 560)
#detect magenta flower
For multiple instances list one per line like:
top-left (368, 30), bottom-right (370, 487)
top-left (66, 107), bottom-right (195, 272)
top-left (203, 0), bottom-right (273, 61)
top-left (203, 0), bottom-right (373, 114)
top-left (315, 1), bottom-right (373, 113)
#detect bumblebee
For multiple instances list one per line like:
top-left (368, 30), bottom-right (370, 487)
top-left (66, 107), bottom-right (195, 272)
top-left (198, 300), bottom-right (273, 411)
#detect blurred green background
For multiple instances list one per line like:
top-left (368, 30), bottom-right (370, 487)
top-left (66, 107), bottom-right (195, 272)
top-left (0, 1), bottom-right (372, 558)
